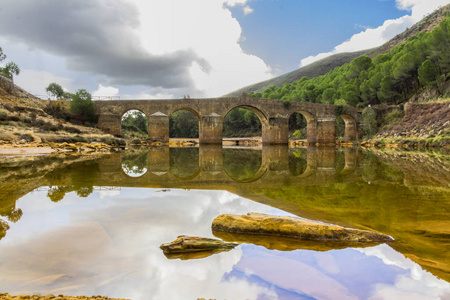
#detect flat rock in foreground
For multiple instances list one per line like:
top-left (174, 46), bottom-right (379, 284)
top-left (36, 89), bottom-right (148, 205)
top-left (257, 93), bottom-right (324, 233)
top-left (213, 231), bottom-right (382, 252)
top-left (212, 213), bottom-right (393, 243)
top-left (160, 235), bottom-right (238, 254)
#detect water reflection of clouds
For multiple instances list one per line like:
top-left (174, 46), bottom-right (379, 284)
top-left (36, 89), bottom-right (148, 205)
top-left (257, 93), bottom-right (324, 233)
top-left (0, 188), bottom-right (449, 299)
top-left (357, 244), bottom-right (450, 299)
top-left (0, 188), bottom-right (278, 299)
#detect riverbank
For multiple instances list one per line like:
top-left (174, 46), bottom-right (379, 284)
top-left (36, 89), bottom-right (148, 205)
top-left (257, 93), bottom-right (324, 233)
top-left (0, 141), bottom-right (125, 157)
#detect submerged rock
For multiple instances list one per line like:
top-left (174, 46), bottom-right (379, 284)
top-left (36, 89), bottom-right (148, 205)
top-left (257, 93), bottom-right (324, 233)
top-left (212, 213), bottom-right (393, 243)
top-left (160, 235), bottom-right (238, 255)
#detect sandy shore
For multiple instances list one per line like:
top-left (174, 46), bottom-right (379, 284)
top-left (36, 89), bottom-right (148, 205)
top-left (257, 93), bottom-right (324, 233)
top-left (0, 145), bottom-right (55, 156)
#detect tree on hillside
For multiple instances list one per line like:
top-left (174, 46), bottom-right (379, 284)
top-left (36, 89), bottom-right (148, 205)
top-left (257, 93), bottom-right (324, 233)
top-left (46, 82), bottom-right (65, 99)
top-left (1, 62), bottom-right (20, 83)
top-left (122, 110), bottom-right (148, 134)
top-left (70, 89), bottom-right (96, 124)
top-left (418, 59), bottom-right (443, 93)
top-left (169, 110), bottom-right (198, 138)
top-left (0, 47), bottom-right (5, 63)
top-left (362, 107), bottom-right (377, 138)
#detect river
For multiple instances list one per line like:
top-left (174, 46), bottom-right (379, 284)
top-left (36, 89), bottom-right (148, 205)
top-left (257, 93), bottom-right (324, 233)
top-left (0, 146), bottom-right (449, 299)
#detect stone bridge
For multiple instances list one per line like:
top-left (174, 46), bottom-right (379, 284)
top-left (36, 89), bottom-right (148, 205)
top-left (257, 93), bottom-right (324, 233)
top-left (95, 145), bottom-right (359, 189)
top-left (95, 95), bottom-right (363, 144)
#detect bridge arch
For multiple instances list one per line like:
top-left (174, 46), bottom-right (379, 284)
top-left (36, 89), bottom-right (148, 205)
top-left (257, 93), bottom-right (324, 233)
top-left (289, 110), bottom-right (316, 144)
top-left (169, 108), bottom-right (200, 139)
top-left (224, 104), bottom-right (269, 123)
top-left (121, 109), bottom-right (148, 139)
top-left (223, 105), bottom-right (265, 139)
top-left (121, 148), bottom-right (149, 178)
top-left (169, 148), bottom-right (200, 180)
top-left (339, 114), bottom-right (357, 142)
top-left (223, 148), bottom-right (267, 183)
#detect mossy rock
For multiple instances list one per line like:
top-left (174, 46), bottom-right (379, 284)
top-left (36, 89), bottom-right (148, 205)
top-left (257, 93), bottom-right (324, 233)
top-left (160, 235), bottom-right (238, 255)
top-left (212, 213), bottom-right (393, 243)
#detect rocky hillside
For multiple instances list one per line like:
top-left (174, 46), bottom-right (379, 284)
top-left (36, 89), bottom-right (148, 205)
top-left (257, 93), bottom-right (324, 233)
top-left (0, 75), bottom-right (124, 145)
top-left (372, 97), bottom-right (450, 149)
top-left (225, 4), bottom-right (450, 97)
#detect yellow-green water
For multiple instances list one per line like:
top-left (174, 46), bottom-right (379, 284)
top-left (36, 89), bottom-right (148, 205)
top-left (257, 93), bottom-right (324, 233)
top-left (0, 146), bottom-right (449, 299)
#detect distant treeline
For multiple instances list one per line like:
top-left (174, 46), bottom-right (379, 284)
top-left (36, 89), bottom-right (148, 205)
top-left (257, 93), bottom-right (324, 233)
top-left (248, 15), bottom-right (450, 107)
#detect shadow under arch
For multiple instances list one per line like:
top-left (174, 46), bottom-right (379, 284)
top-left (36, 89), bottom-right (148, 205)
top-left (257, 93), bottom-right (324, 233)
top-left (121, 148), bottom-right (149, 178)
top-left (169, 148), bottom-right (200, 180)
top-left (223, 148), bottom-right (268, 183)
top-left (339, 114), bottom-right (357, 142)
top-left (289, 110), bottom-right (316, 143)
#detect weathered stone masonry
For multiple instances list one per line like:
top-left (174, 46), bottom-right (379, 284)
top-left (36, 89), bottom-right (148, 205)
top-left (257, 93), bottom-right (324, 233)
top-left (95, 95), bottom-right (363, 144)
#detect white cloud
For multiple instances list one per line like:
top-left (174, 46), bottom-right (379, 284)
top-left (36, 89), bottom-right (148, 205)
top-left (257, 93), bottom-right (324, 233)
top-left (243, 5), bottom-right (254, 15)
top-left (92, 84), bottom-right (120, 98)
top-left (300, 0), bottom-right (449, 67)
top-left (0, 0), bottom-right (271, 99)
top-left (15, 69), bottom-right (73, 98)
top-left (130, 0), bottom-right (271, 97)
top-left (357, 244), bottom-right (450, 300)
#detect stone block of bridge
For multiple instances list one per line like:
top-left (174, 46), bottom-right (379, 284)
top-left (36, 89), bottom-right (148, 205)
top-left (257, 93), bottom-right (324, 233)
top-left (148, 147), bottom-right (170, 174)
top-left (262, 144), bottom-right (289, 171)
top-left (316, 116), bottom-right (336, 145)
top-left (148, 112), bottom-right (170, 143)
top-left (97, 114), bottom-right (121, 135)
top-left (262, 117), bottom-right (289, 144)
top-left (199, 114), bottom-right (223, 144)
top-left (199, 144), bottom-right (223, 173)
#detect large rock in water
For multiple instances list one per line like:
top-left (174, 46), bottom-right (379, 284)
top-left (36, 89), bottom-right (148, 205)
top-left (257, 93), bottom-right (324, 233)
top-left (212, 213), bottom-right (393, 243)
top-left (160, 235), bottom-right (238, 255)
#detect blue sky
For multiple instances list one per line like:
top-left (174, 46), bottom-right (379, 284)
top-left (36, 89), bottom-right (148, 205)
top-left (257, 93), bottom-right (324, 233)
top-left (231, 0), bottom-right (406, 73)
top-left (0, 0), bottom-right (448, 98)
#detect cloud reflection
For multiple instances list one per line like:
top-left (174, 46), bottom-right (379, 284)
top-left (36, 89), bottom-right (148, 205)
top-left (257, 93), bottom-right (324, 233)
top-left (0, 188), bottom-right (448, 299)
top-left (0, 188), bottom-right (277, 299)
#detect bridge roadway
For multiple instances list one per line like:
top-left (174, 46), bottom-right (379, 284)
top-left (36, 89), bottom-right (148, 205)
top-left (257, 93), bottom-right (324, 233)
top-left (95, 145), bottom-right (359, 190)
top-left (95, 95), bottom-right (363, 145)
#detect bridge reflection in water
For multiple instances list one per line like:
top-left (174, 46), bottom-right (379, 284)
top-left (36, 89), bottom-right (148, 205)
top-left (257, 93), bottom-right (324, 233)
top-left (101, 146), bottom-right (358, 188)
top-left (1, 146), bottom-right (450, 282)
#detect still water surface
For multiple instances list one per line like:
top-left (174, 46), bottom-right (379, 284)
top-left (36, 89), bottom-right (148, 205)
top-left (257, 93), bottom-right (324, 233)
top-left (0, 146), bottom-right (449, 299)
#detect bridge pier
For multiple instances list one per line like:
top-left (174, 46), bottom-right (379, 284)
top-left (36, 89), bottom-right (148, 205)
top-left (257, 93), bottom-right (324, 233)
top-left (316, 116), bottom-right (336, 145)
top-left (148, 112), bottom-right (170, 143)
top-left (262, 117), bottom-right (289, 144)
top-left (148, 147), bottom-right (170, 174)
top-left (199, 114), bottom-right (223, 144)
top-left (262, 144), bottom-right (289, 171)
top-left (97, 114), bottom-right (121, 135)
top-left (344, 118), bottom-right (357, 142)
top-left (199, 144), bottom-right (223, 173)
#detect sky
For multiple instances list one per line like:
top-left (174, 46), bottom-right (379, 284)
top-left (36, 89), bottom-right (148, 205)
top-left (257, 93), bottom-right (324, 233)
top-left (0, 0), bottom-right (449, 99)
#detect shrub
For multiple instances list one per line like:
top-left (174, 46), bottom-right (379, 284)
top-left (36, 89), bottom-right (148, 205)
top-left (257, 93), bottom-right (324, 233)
top-left (19, 134), bottom-right (34, 142)
top-left (383, 110), bottom-right (403, 128)
top-left (362, 107), bottom-right (377, 138)
top-left (64, 126), bottom-right (82, 134)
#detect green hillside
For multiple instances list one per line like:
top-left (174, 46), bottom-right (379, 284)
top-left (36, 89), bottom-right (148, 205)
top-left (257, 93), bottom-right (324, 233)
top-left (247, 13), bottom-right (450, 108)
top-left (225, 4), bottom-right (450, 97)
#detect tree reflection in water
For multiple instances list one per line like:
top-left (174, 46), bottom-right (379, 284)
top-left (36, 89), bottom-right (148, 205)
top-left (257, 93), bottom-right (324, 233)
top-left (289, 149), bottom-right (307, 176)
top-left (223, 149), bottom-right (262, 181)
top-left (121, 147), bottom-right (148, 177)
top-left (169, 147), bottom-right (199, 178)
